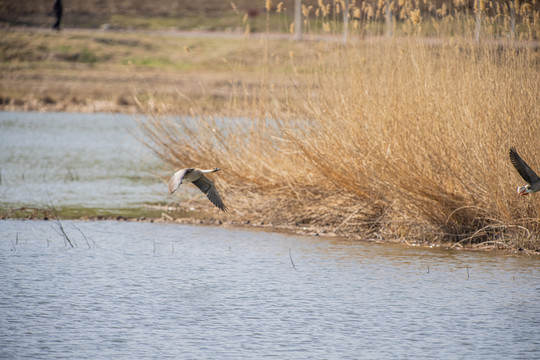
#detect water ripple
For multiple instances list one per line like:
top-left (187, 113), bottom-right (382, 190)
top-left (1, 220), bottom-right (539, 359)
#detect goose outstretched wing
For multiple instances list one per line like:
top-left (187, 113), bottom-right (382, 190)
top-left (509, 147), bottom-right (540, 184)
top-left (192, 175), bottom-right (228, 211)
top-left (168, 168), bottom-right (192, 194)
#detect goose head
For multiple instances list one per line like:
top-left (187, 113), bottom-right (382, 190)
top-left (517, 185), bottom-right (529, 196)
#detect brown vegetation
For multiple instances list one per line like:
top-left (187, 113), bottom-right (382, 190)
top-left (141, 40), bottom-right (540, 251)
top-left (139, 0), bottom-right (540, 251)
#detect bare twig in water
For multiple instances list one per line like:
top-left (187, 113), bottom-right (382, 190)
top-left (466, 265), bottom-right (470, 280)
top-left (72, 223), bottom-right (91, 249)
top-left (153, 240), bottom-right (156, 254)
top-left (289, 248), bottom-right (296, 269)
top-left (47, 194), bottom-right (74, 248)
top-left (65, 167), bottom-right (78, 182)
top-left (10, 238), bottom-right (16, 251)
top-left (427, 265), bottom-right (430, 274)
top-left (51, 222), bottom-right (75, 248)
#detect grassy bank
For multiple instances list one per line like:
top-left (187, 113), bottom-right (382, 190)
top-left (0, 205), bottom-right (168, 221)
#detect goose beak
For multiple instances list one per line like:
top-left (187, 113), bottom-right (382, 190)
top-left (517, 186), bottom-right (528, 196)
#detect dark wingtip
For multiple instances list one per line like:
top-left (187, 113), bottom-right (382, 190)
top-left (509, 146), bottom-right (519, 161)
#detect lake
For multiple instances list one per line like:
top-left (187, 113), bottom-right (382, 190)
top-left (1, 219), bottom-right (539, 359)
top-left (0, 111), bottom-right (163, 210)
top-left (0, 112), bottom-right (539, 359)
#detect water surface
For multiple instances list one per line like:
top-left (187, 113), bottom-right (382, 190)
top-left (1, 219), bottom-right (539, 359)
top-left (0, 111), bottom-right (162, 210)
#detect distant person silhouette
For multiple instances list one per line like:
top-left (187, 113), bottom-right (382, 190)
top-left (52, 0), bottom-right (63, 31)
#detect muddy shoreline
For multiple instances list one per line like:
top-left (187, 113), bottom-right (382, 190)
top-left (2, 204), bottom-right (537, 256)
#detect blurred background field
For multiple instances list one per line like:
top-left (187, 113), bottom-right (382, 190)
top-left (1, 0), bottom-right (539, 113)
top-left (2, 0), bottom-right (539, 37)
top-left (0, 28), bottom-right (316, 113)
top-left (1, 0), bottom-right (280, 32)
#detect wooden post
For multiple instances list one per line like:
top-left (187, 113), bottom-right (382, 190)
top-left (295, 0), bottom-right (302, 40)
top-left (510, 1), bottom-right (516, 40)
top-left (385, 0), bottom-right (393, 38)
top-left (474, 0), bottom-right (482, 43)
top-left (343, 0), bottom-right (350, 43)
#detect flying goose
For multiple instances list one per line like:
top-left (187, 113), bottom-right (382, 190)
top-left (509, 147), bottom-right (540, 196)
top-left (168, 168), bottom-right (227, 211)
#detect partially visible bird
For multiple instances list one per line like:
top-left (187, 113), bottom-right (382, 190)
top-left (509, 147), bottom-right (540, 196)
top-left (168, 168), bottom-right (227, 211)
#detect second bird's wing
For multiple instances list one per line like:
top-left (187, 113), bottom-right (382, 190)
top-left (192, 175), bottom-right (228, 211)
top-left (509, 147), bottom-right (540, 184)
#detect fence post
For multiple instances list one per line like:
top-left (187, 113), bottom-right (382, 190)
top-left (295, 0), bottom-right (302, 40)
top-left (385, 0), bottom-right (393, 38)
top-left (510, 1), bottom-right (516, 40)
top-left (474, 0), bottom-right (482, 43)
top-left (343, 0), bottom-right (350, 43)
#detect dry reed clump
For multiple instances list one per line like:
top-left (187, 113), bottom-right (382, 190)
top-left (278, 41), bottom-right (540, 249)
top-left (141, 39), bottom-right (540, 251)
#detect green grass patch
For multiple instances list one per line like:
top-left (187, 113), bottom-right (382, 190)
top-left (109, 12), bottom-right (249, 32)
top-left (0, 204), bottom-right (204, 221)
top-left (125, 57), bottom-right (173, 68)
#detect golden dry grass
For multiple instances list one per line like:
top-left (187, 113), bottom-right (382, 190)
top-left (136, 1), bottom-right (540, 252)
top-left (141, 38), bottom-right (540, 251)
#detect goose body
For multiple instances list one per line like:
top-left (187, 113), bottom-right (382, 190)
top-left (509, 147), bottom-right (540, 196)
top-left (168, 168), bottom-right (227, 211)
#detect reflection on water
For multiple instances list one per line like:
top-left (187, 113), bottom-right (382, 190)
top-left (0, 111), bottom-right (162, 209)
top-left (1, 220), bottom-right (539, 359)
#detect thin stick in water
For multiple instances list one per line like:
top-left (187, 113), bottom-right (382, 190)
top-left (47, 194), bottom-right (74, 248)
top-left (51, 224), bottom-right (75, 248)
top-left (72, 223), bottom-right (91, 249)
top-left (289, 248), bottom-right (296, 269)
